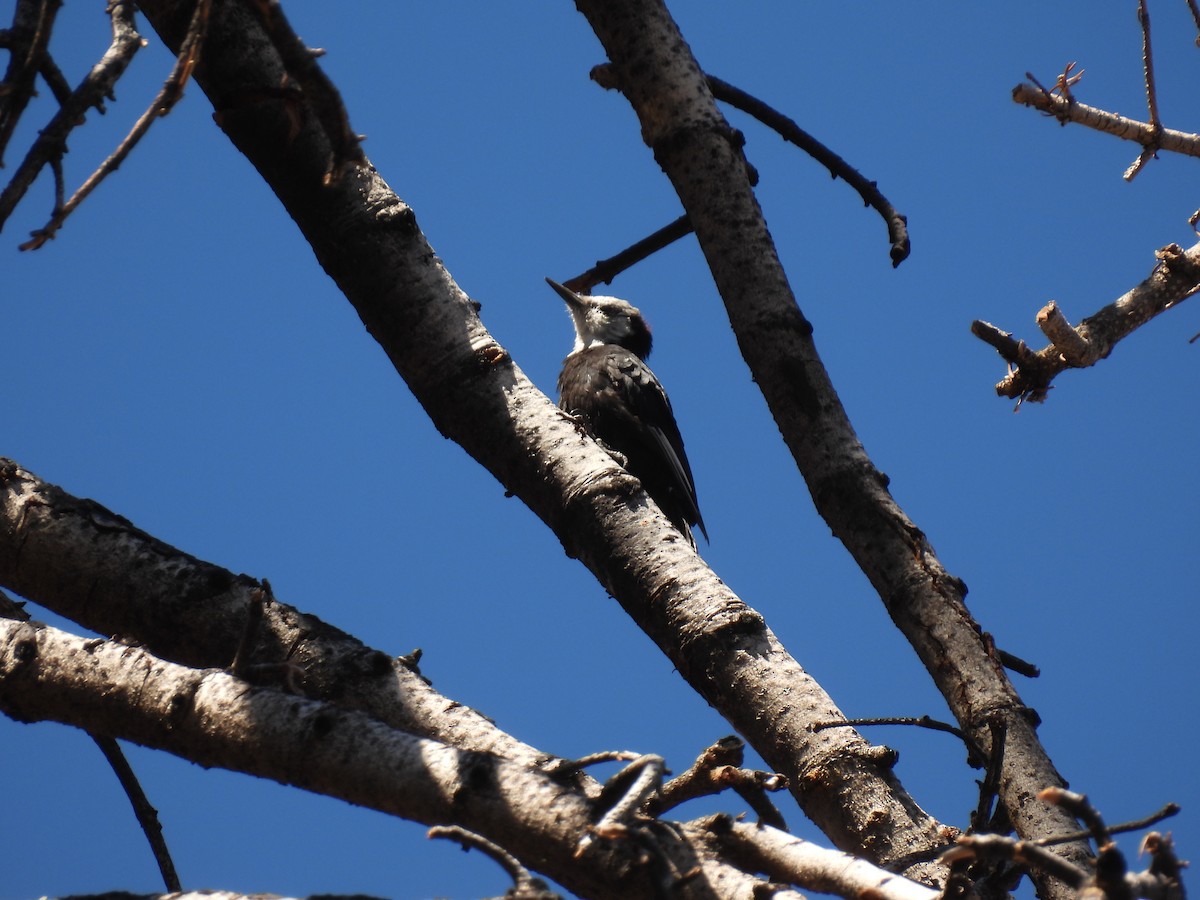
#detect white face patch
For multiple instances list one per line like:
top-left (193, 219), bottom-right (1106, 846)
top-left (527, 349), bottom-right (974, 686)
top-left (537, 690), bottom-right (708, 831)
top-left (569, 296), bottom-right (641, 350)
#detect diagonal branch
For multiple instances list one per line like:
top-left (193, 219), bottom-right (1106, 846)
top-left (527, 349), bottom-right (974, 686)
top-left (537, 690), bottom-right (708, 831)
top-left (572, 3), bottom-right (1090, 896)
top-left (704, 74), bottom-right (910, 267)
top-left (0, 620), bottom-right (634, 899)
top-left (0, 0), bottom-right (143, 233)
top-left (0, 568), bottom-right (181, 891)
top-left (0, 457), bottom-right (562, 774)
top-left (971, 240), bottom-right (1200, 403)
top-left (21, 0), bottom-right (212, 250)
top-left (0, 0), bottom-right (62, 166)
top-left (1011, 81), bottom-right (1200, 174)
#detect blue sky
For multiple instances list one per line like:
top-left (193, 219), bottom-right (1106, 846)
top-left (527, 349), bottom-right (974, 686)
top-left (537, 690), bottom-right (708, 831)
top-left (3, 4), bottom-right (1197, 898)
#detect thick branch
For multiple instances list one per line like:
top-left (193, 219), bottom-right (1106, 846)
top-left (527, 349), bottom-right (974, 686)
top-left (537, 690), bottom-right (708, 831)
top-left (0, 619), bottom-right (647, 899)
top-left (0, 458), bottom-right (558, 772)
top-left (972, 241), bottom-right (1200, 402)
top-left (1, 618), bottom-right (880, 899)
top-left (571, 1), bottom-right (1089, 894)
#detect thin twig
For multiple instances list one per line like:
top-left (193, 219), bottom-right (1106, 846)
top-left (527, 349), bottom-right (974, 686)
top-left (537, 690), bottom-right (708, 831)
top-left (996, 648), bottom-right (1040, 678)
top-left (566, 214), bottom-right (692, 293)
top-left (91, 735), bottom-right (182, 892)
top-left (0, 0), bottom-right (143, 233)
top-left (1126, 0), bottom-right (1162, 181)
top-left (1040, 788), bottom-right (1111, 847)
top-left (971, 720), bottom-right (1006, 833)
top-left (705, 73), bottom-right (910, 267)
top-left (21, 0), bottom-right (212, 250)
top-left (0, 586), bottom-right (181, 887)
top-left (577, 754), bottom-right (664, 856)
top-left (1188, 0), bottom-right (1200, 44)
top-left (428, 826), bottom-right (561, 899)
top-left (1032, 802), bottom-right (1181, 849)
top-left (1139, 0), bottom-right (1159, 128)
top-left (247, 0), bottom-right (365, 184)
top-left (647, 736), bottom-right (788, 830)
top-left (574, 66), bottom-right (910, 290)
top-left (0, 0), bottom-right (62, 166)
top-left (814, 715), bottom-right (988, 769)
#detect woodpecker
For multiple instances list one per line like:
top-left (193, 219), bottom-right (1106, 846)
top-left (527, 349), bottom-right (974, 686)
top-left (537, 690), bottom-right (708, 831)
top-left (546, 277), bottom-right (707, 546)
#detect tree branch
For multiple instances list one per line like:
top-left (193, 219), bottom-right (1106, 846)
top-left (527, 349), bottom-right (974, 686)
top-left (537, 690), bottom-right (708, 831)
top-left (0, 0), bottom-right (62, 167)
top-left (705, 816), bottom-right (941, 900)
top-left (704, 73), bottom-right (910, 267)
top-left (20, 0), bottom-right (212, 250)
top-left (0, 619), bottom-right (638, 899)
top-left (971, 241), bottom-right (1200, 402)
top-left (0, 0), bottom-right (144, 232)
top-left (1, 616), bottom-right (909, 900)
top-left (571, 3), bottom-right (1089, 896)
top-left (1011, 82), bottom-right (1200, 173)
top-left (0, 458), bottom-right (562, 773)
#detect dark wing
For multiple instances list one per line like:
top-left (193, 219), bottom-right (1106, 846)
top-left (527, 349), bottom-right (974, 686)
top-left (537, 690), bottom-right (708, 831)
top-left (558, 345), bottom-right (706, 542)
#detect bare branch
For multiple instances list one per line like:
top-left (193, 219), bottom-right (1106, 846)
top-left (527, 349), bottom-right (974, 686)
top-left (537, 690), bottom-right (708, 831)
top-left (0, 0), bottom-right (62, 166)
top-left (1039, 788), bottom-right (1113, 848)
top-left (1126, 0), bottom-right (1163, 181)
top-left (704, 73), bottom-right (910, 267)
top-left (972, 241), bottom-right (1200, 402)
top-left (648, 736), bottom-right (788, 831)
top-left (0, 457), bottom-right (566, 773)
top-left (21, 0), bottom-right (211, 250)
top-left (0, 617), bottom-right (827, 900)
top-left (707, 816), bottom-right (940, 900)
top-left (0, 1), bottom-right (144, 233)
top-left (428, 826), bottom-right (562, 900)
top-left (1033, 804), bottom-right (1181, 849)
top-left (565, 214), bottom-right (693, 293)
top-left (90, 735), bottom-right (182, 893)
top-left (574, 4), bottom-right (1088, 892)
top-left (1011, 81), bottom-right (1200, 174)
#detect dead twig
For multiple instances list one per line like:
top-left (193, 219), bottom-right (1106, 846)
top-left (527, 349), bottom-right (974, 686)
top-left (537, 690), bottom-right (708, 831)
top-left (0, 0), bottom-right (62, 166)
top-left (0, 590), bottom-right (181, 890)
top-left (0, 0), bottom-right (143, 233)
top-left (705, 73), bottom-right (910, 267)
top-left (21, 0), bottom-right (212, 250)
top-left (565, 214), bottom-right (692, 294)
top-left (91, 735), bottom-right (182, 892)
top-left (646, 736), bottom-right (789, 831)
top-left (428, 826), bottom-right (561, 900)
top-left (1012, 80), bottom-right (1200, 174)
top-left (1126, 0), bottom-right (1163, 181)
top-left (972, 241), bottom-right (1200, 404)
top-left (571, 65), bottom-right (909, 292)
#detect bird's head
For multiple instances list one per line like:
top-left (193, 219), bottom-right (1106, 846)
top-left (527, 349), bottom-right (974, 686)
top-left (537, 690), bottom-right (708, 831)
top-left (546, 278), bottom-right (653, 359)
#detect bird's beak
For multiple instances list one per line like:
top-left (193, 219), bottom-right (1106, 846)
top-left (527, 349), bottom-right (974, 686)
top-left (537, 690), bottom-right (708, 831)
top-left (545, 277), bottom-right (584, 308)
